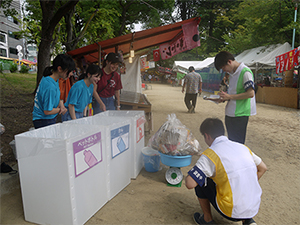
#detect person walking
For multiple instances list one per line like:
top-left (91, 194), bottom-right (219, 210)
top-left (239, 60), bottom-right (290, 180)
top-left (185, 118), bottom-right (267, 225)
top-left (219, 73), bottom-right (229, 92)
top-left (182, 66), bottom-right (202, 113)
top-left (214, 51), bottom-right (256, 144)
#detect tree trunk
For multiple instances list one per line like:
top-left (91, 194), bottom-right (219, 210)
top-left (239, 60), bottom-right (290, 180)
top-left (34, 0), bottom-right (79, 93)
top-left (34, 1), bottom-right (55, 93)
top-left (35, 39), bottom-right (52, 93)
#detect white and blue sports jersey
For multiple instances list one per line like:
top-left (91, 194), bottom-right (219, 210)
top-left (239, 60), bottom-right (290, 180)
top-left (188, 136), bottom-right (262, 219)
top-left (64, 80), bottom-right (94, 113)
top-left (33, 76), bottom-right (60, 121)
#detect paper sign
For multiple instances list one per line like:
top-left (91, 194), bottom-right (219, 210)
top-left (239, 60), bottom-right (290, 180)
top-left (111, 125), bottom-right (130, 158)
top-left (73, 132), bottom-right (102, 178)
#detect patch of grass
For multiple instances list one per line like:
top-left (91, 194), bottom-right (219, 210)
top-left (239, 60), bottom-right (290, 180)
top-left (0, 72), bottom-right (36, 93)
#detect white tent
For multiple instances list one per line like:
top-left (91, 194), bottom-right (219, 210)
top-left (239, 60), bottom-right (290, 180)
top-left (195, 57), bottom-right (215, 70)
top-left (172, 57), bottom-right (215, 74)
top-left (172, 61), bottom-right (201, 74)
top-left (235, 42), bottom-right (292, 69)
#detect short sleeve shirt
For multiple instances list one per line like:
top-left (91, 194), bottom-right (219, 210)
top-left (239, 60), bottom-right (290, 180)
top-left (64, 80), bottom-right (94, 113)
top-left (97, 70), bottom-right (122, 98)
top-left (32, 76), bottom-right (60, 121)
top-left (184, 71), bottom-right (202, 94)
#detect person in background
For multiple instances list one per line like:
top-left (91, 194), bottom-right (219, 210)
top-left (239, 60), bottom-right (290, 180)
top-left (185, 118), bottom-right (267, 225)
top-left (62, 64), bottom-right (101, 121)
top-left (214, 51), bottom-right (256, 144)
top-left (182, 66), bottom-right (202, 113)
top-left (219, 73), bottom-right (229, 92)
top-left (93, 52), bottom-right (123, 114)
top-left (59, 69), bottom-right (78, 104)
top-left (32, 54), bottom-right (75, 129)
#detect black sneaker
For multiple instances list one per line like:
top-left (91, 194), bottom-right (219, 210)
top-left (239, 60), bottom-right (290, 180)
top-left (243, 218), bottom-right (257, 225)
top-left (193, 212), bottom-right (216, 225)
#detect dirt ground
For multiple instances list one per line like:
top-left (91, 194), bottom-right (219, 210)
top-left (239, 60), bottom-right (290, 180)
top-left (1, 82), bottom-right (300, 224)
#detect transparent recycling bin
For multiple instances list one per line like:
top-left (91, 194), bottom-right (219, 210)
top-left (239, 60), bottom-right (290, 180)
top-left (96, 110), bottom-right (146, 179)
top-left (64, 115), bottom-right (132, 200)
top-left (15, 123), bottom-right (108, 225)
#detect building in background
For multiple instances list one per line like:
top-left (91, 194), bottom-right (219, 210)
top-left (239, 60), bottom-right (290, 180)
top-left (26, 43), bottom-right (37, 63)
top-left (0, 0), bottom-right (24, 59)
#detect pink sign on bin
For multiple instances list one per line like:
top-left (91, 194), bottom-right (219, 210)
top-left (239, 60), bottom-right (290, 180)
top-left (73, 132), bottom-right (102, 177)
top-left (136, 116), bottom-right (146, 143)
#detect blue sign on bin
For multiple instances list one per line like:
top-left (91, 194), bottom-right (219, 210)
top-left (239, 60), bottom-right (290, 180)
top-left (111, 125), bottom-right (130, 158)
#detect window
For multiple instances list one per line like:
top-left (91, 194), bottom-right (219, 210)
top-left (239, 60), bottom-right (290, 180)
top-left (7, 16), bottom-right (18, 25)
top-left (8, 31), bottom-right (19, 40)
top-left (0, 33), bottom-right (6, 43)
top-left (7, 16), bottom-right (14, 22)
top-left (9, 47), bottom-right (17, 55)
top-left (27, 46), bottom-right (36, 51)
top-left (0, 48), bottom-right (7, 57)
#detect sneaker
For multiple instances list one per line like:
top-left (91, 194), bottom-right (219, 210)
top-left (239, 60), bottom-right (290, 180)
top-left (193, 212), bottom-right (215, 225)
top-left (243, 218), bottom-right (257, 225)
top-left (188, 105), bottom-right (194, 113)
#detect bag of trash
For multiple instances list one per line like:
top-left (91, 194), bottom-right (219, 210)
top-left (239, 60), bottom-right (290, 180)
top-left (148, 114), bottom-right (201, 156)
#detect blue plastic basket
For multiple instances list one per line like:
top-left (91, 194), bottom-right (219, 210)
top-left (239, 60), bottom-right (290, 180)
top-left (159, 152), bottom-right (192, 168)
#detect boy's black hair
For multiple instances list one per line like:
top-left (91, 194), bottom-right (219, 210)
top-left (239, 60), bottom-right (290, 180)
top-left (200, 118), bottom-right (225, 139)
top-left (188, 66), bottom-right (195, 72)
top-left (214, 51), bottom-right (235, 71)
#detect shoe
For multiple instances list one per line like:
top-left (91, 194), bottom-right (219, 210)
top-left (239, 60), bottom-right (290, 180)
top-left (193, 212), bottom-right (215, 225)
top-left (243, 218), bottom-right (257, 225)
top-left (188, 105), bottom-right (194, 113)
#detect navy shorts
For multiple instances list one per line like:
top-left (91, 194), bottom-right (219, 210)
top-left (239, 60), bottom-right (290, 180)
top-left (33, 118), bottom-right (56, 129)
top-left (194, 178), bottom-right (241, 222)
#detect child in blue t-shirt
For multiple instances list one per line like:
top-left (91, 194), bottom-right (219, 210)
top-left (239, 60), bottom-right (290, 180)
top-left (32, 54), bottom-right (76, 129)
top-left (62, 64), bottom-right (101, 121)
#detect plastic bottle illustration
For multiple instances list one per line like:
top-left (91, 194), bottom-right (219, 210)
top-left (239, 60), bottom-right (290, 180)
top-left (84, 150), bottom-right (97, 167)
top-left (117, 137), bottom-right (126, 153)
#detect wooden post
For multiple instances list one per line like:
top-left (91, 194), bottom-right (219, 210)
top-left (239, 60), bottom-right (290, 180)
top-left (284, 70), bottom-right (294, 87)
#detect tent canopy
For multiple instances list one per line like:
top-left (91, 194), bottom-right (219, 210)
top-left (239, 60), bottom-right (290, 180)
top-left (172, 57), bottom-right (214, 74)
top-left (235, 42), bottom-right (292, 69)
top-left (67, 17), bottom-right (201, 64)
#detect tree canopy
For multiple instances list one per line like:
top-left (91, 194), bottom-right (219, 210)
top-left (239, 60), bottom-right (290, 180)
top-left (1, 0), bottom-right (299, 78)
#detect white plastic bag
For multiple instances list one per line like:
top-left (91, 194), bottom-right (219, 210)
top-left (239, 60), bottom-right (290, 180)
top-left (148, 114), bottom-right (201, 156)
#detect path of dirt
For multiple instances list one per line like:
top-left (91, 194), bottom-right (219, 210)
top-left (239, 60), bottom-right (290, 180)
top-left (1, 83), bottom-right (300, 224)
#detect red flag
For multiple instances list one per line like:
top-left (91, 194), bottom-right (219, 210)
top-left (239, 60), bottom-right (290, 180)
top-left (153, 49), bottom-right (160, 61)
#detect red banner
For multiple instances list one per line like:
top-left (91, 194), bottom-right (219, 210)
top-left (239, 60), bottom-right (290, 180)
top-left (276, 47), bottom-right (300, 74)
top-left (159, 19), bottom-right (200, 60)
